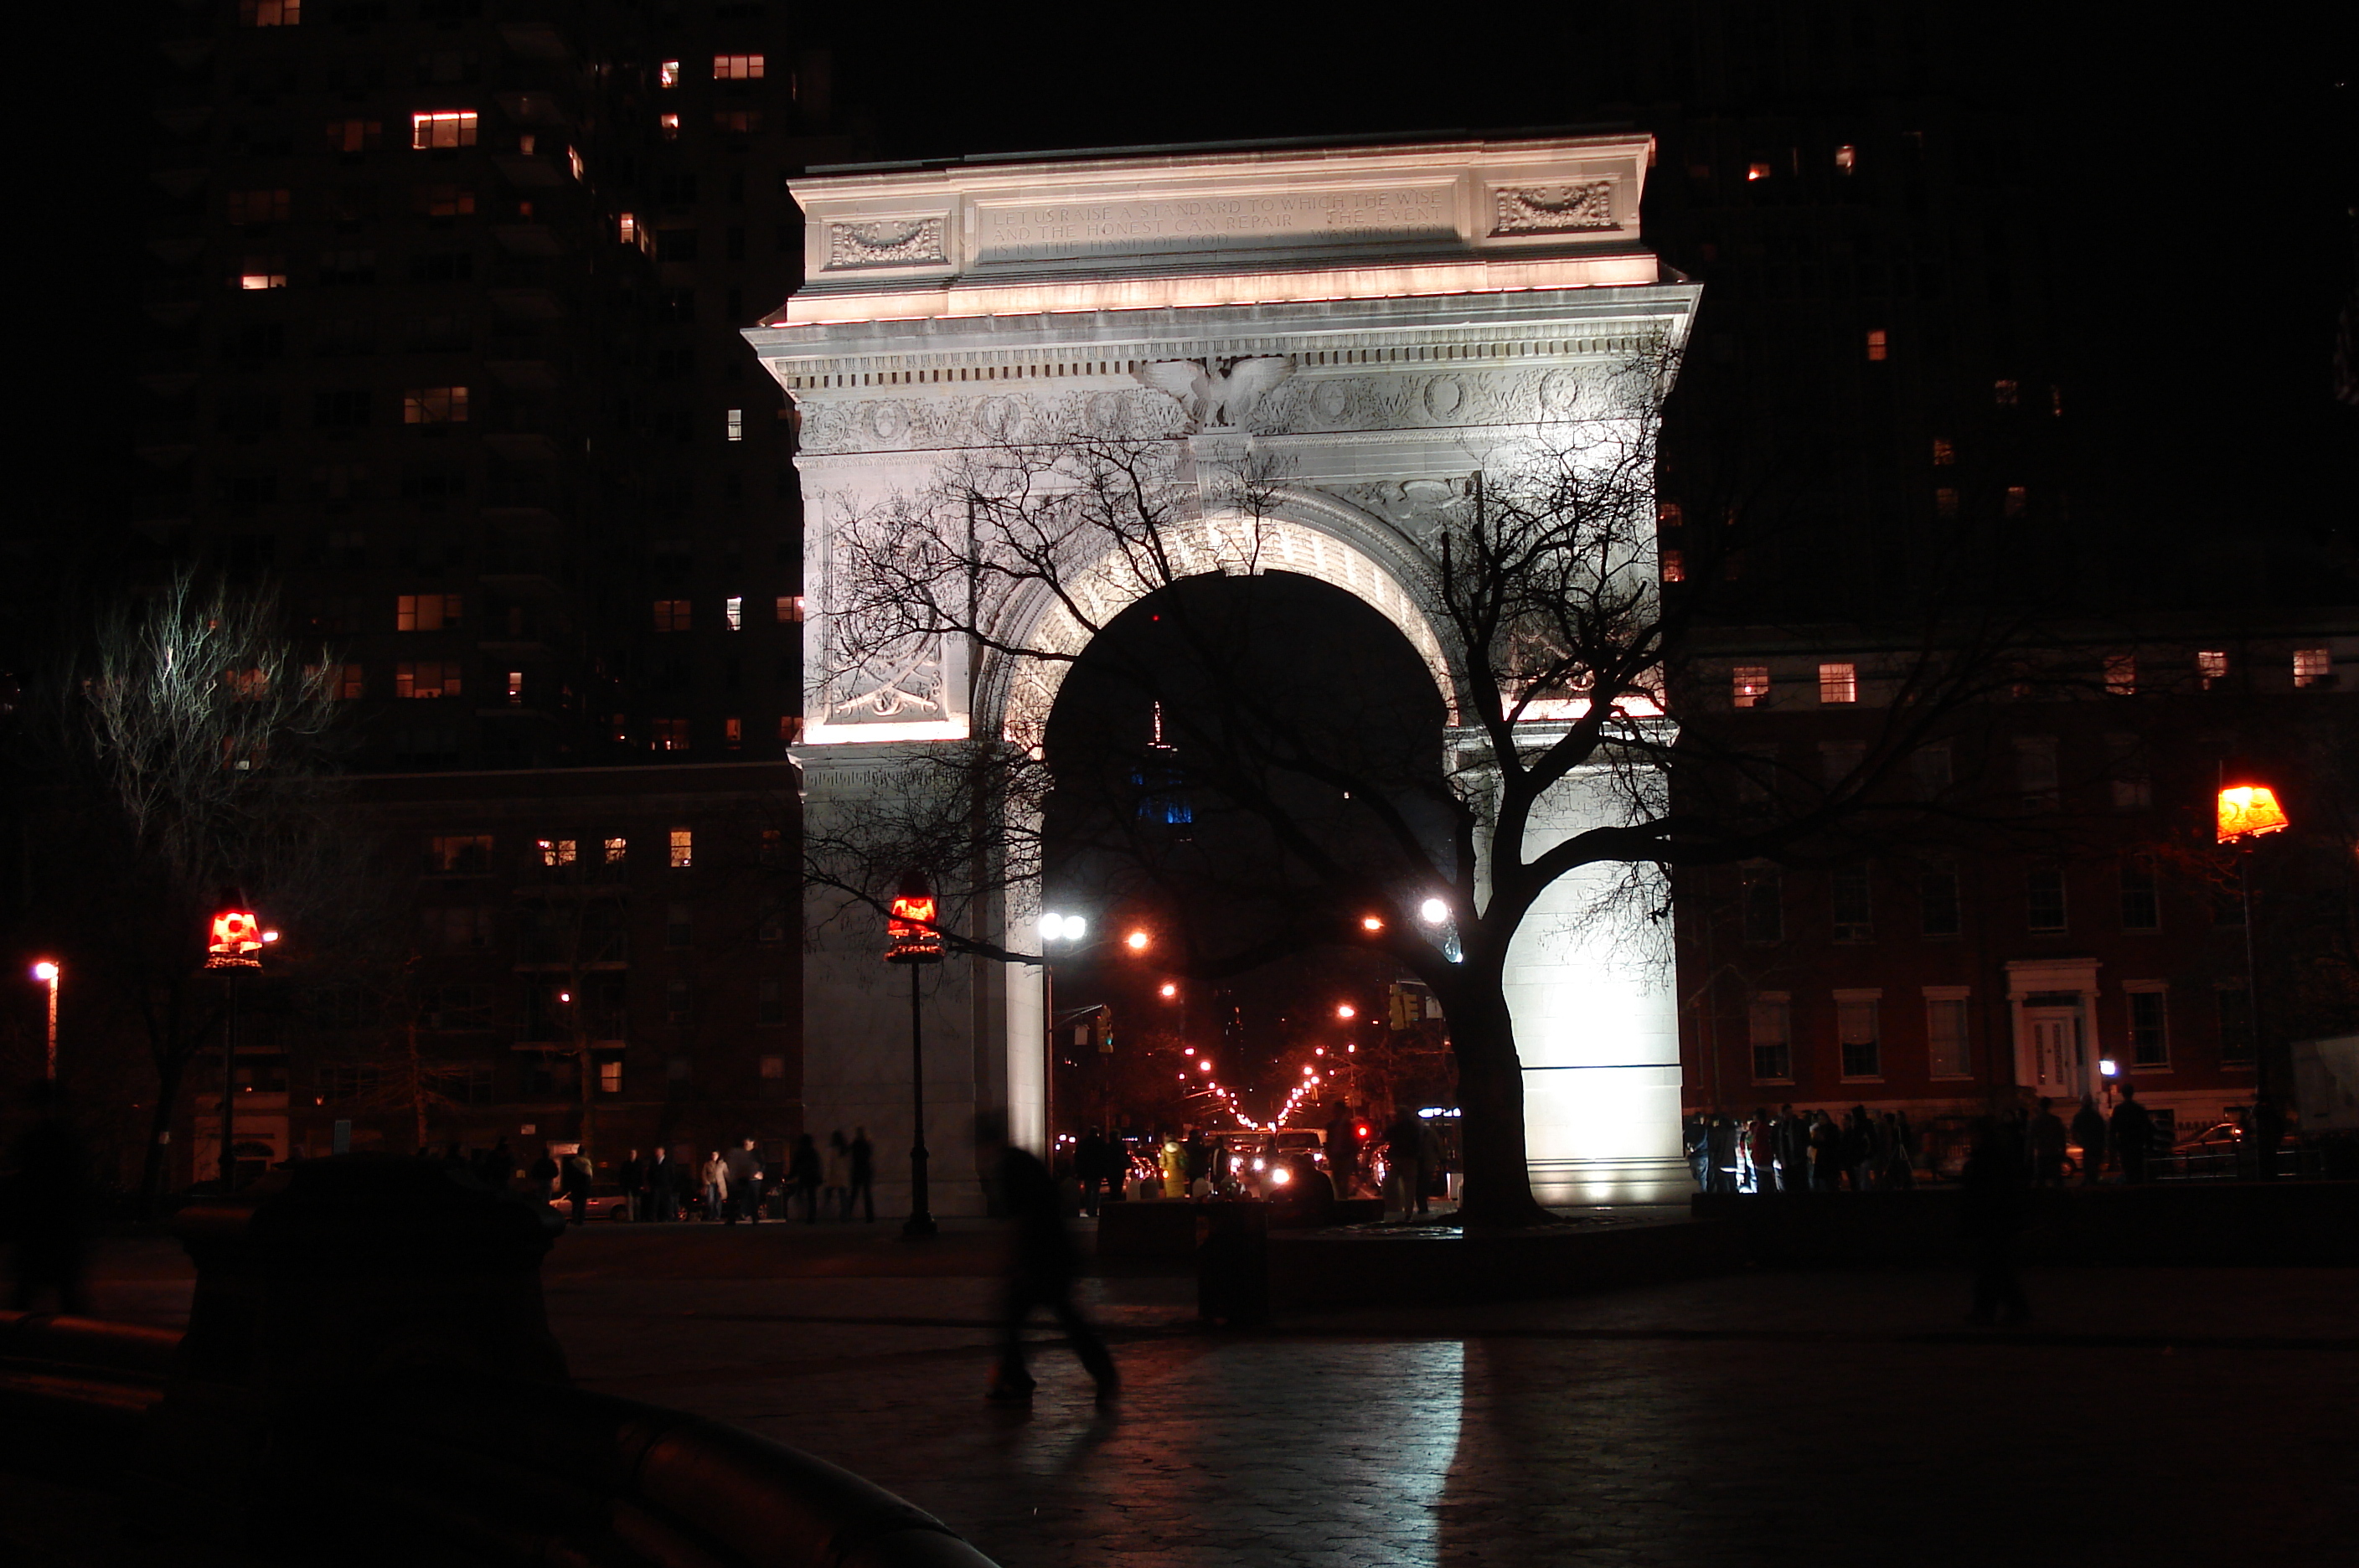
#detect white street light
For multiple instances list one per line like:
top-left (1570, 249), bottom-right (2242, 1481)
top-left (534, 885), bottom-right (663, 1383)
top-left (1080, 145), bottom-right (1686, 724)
top-left (1041, 913), bottom-right (1087, 942)
top-left (1418, 897), bottom-right (1450, 926)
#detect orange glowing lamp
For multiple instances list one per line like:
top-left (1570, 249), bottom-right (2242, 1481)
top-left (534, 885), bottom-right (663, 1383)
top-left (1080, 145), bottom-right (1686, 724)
top-left (207, 903), bottom-right (264, 969)
top-left (2216, 782), bottom-right (2291, 844)
top-left (884, 874), bottom-right (945, 964)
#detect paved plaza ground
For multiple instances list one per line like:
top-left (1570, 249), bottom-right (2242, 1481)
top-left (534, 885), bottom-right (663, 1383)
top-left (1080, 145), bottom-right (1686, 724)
top-left (63, 1214), bottom-right (2359, 1566)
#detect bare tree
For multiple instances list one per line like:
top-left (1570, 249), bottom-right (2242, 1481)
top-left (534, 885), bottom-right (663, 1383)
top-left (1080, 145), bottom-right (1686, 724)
top-left (809, 356), bottom-right (2031, 1226)
top-left (53, 572), bottom-right (362, 1204)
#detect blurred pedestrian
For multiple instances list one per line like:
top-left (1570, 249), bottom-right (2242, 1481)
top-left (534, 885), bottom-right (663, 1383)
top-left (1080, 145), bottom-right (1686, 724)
top-left (724, 1138), bottom-right (763, 1224)
top-left (648, 1145), bottom-right (679, 1221)
top-left (1073, 1129), bottom-right (1109, 1217)
top-left (2071, 1095), bottom-right (2108, 1184)
top-left (2111, 1086), bottom-right (2157, 1184)
top-left (2027, 1099), bottom-right (2067, 1188)
top-left (619, 1148), bottom-right (647, 1220)
top-left (528, 1148), bottom-right (560, 1202)
top-left (562, 1149), bottom-right (593, 1225)
top-left (1706, 1112), bottom-right (1738, 1194)
top-left (7, 1082), bottom-right (93, 1315)
top-left (1385, 1110), bottom-right (1422, 1215)
top-left (823, 1131), bottom-right (851, 1220)
top-left (849, 1127), bottom-right (875, 1221)
top-left (699, 1150), bottom-right (728, 1220)
top-left (1324, 1104), bottom-right (1360, 1197)
top-left (976, 1112), bottom-right (1117, 1404)
top-left (790, 1132), bottom-right (822, 1222)
top-left (1776, 1104), bottom-right (1809, 1194)
top-left (1961, 1115), bottom-right (2031, 1325)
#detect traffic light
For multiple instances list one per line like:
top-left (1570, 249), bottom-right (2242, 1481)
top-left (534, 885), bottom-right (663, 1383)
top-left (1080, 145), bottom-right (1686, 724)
top-left (1095, 1004), bottom-right (1114, 1053)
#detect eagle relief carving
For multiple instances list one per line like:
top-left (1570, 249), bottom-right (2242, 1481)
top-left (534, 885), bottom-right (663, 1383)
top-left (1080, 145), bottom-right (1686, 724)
top-left (825, 216), bottom-right (947, 269)
top-left (1490, 182), bottom-right (1618, 235)
top-left (1135, 357), bottom-right (1293, 432)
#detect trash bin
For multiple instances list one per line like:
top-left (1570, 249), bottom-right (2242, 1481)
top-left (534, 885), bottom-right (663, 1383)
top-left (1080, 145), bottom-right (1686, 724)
top-left (1196, 1200), bottom-right (1269, 1327)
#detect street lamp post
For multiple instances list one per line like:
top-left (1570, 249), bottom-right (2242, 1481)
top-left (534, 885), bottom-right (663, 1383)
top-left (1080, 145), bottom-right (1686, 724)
top-left (2217, 771), bottom-right (2291, 1164)
top-left (1040, 913), bottom-right (1088, 1158)
top-left (885, 873), bottom-right (945, 1238)
top-left (31, 962), bottom-right (59, 1082)
top-left (205, 895), bottom-right (267, 1193)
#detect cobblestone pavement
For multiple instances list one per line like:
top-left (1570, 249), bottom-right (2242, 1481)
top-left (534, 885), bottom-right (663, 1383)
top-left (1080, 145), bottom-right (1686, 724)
top-left (62, 1223), bottom-right (2359, 1567)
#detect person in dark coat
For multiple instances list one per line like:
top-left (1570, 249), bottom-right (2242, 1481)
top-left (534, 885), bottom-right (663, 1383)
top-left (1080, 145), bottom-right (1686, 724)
top-left (2111, 1086), bottom-right (2158, 1184)
top-left (977, 1112), bottom-right (1116, 1403)
top-left (1324, 1105), bottom-right (1360, 1198)
top-left (647, 1146), bottom-right (679, 1221)
top-left (723, 1138), bottom-right (763, 1224)
top-left (2027, 1098), bottom-right (2068, 1187)
top-left (2070, 1096), bottom-right (2108, 1184)
top-left (7, 1083), bottom-right (93, 1314)
top-left (618, 1148), bottom-right (647, 1220)
top-left (528, 1148), bottom-right (560, 1202)
top-left (561, 1150), bottom-right (593, 1224)
top-left (789, 1133), bottom-right (823, 1222)
top-left (1072, 1130), bottom-right (1109, 1217)
top-left (1706, 1112), bottom-right (1739, 1194)
top-left (1775, 1105), bottom-right (1809, 1194)
top-left (848, 1127), bottom-right (875, 1221)
top-left (1961, 1115), bottom-right (2031, 1325)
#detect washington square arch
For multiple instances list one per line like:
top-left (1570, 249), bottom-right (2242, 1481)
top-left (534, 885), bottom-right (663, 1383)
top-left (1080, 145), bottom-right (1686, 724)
top-left (746, 135), bottom-right (1702, 1215)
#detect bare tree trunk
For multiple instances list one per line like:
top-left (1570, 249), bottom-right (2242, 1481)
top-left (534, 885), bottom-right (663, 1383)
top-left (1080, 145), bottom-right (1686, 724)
top-left (1447, 992), bottom-right (1554, 1230)
top-left (138, 1053), bottom-right (185, 1215)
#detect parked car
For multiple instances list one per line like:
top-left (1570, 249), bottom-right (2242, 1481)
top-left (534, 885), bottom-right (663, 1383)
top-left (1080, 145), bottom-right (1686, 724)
top-left (545, 1183), bottom-right (631, 1220)
top-left (2167, 1121), bottom-right (2266, 1180)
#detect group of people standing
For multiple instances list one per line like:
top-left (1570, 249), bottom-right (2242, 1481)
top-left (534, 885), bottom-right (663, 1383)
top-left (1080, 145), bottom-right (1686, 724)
top-left (521, 1130), bottom-right (875, 1223)
top-left (1689, 1105), bottom-right (1922, 1194)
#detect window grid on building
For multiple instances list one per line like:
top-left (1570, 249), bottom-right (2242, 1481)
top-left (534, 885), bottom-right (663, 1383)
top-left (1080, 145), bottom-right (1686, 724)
top-left (668, 828), bottom-right (693, 869)
top-left (713, 54), bottom-right (766, 79)
top-left (1732, 665), bottom-right (1769, 708)
top-left (2103, 654), bottom-right (2135, 695)
top-left (652, 599), bottom-right (690, 632)
top-left (1817, 662), bottom-right (1857, 704)
top-left (1742, 869), bottom-right (1783, 944)
top-left (1830, 864), bottom-right (1873, 942)
top-left (1836, 995), bottom-right (1882, 1080)
top-left (2027, 866), bottom-right (2067, 933)
top-left (1748, 995), bottom-right (1792, 1081)
top-left (2119, 858), bottom-right (2160, 931)
top-left (1926, 995), bottom-right (1971, 1077)
top-left (410, 111), bottom-right (479, 150)
top-left (2196, 649), bottom-right (2228, 689)
top-left (2293, 647), bottom-right (2332, 687)
top-left (1918, 864), bottom-right (1960, 937)
top-left (2127, 988), bottom-right (2168, 1068)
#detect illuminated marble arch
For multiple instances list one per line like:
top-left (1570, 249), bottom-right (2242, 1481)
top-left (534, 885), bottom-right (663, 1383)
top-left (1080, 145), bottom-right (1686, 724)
top-left (751, 136), bottom-right (1701, 1212)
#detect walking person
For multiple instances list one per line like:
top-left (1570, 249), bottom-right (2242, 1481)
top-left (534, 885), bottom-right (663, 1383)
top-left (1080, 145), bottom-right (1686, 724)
top-left (849, 1127), bottom-right (875, 1221)
top-left (562, 1149), bottom-right (593, 1225)
top-left (2111, 1086), bottom-right (2158, 1184)
top-left (1385, 1109), bottom-right (1423, 1216)
top-left (789, 1132), bottom-right (823, 1222)
top-left (976, 1112), bottom-right (1118, 1404)
top-left (2071, 1095), bottom-right (2108, 1184)
top-left (2027, 1098), bottom-right (2068, 1188)
top-left (699, 1150), bottom-right (728, 1221)
top-left (822, 1131), bottom-right (851, 1220)
top-left (647, 1145), bottom-right (679, 1221)
top-left (1961, 1115), bottom-right (2031, 1325)
top-left (1073, 1129), bottom-right (1108, 1217)
top-left (723, 1138), bottom-right (763, 1224)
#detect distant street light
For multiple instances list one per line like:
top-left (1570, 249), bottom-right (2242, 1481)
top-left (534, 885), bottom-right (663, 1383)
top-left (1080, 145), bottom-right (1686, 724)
top-left (885, 872), bottom-right (945, 1238)
top-left (30, 961), bottom-right (59, 1082)
top-left (1123, 928), bottom-right (1151, 953)
top-left (1159, 981), bottom-right (1178, 999)
top-left (1360, 915), bottom-right (1385, 933)
top-left (1334, 1003), bottom-right (1356, 1021)
top-left (206, 891), bottom-right (266, 1194)
top-left (2217, 769), bottom-right (2292, 1148)
top-left (1418, 897), bottom-right (1450, 926)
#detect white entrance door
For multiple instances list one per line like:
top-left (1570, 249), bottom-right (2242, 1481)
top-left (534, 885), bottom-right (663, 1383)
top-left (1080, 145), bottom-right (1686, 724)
top-left (2028, 1010), bottom-right (2085, 1099)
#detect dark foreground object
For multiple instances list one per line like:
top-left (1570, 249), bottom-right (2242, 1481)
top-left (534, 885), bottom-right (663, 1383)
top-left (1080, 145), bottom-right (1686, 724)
top-left (0, 1156), bottom-right (998, 1568)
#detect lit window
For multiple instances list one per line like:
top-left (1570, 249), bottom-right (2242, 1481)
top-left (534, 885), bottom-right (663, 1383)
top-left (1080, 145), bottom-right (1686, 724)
top-left (537, 838), bottom-right (576, 868)
top-left (1934, 487), bottom-right (1960, 518)
top-left (652, 599), bottom-right (690, 632)
top-left (724, 716), bottom-right (743, 748)
top-left (506, 669), bottom-right (524, 704)
top-left (1658, 501), bottom-right (1684, 527)
top-left (1836, 995), bottom-right (1882, 1079)
top-left (2004, 485), bottom-right (2027, 517)
top-left (775, 595), bottom-right (803, 624)
top-left (2196, 649), bottom-right (2227, 689)
top-left (653, 719), bottom-right (689, 751)
top-left (1994, 378), bottom-right (2020, 406)
top-left (426, 833), bottom-right (493, 874)
top-left (1732, 666), bottom-right (1770, 708)
top-left (1747, 994), bottom-right (1791, 1081)
top-left (394, 661), bottom-right (462, 699)
top-left (410, 111), bottom-right (479, 151)
top-left (227, 189), bottom-right (292, 225)
top-left (1931, 436), bottom-right (1954, 466)
top-left (1864, 329), bottom-right (1887, 362)
top-left (240, 0), bottom-right (300, 23)
top-left (2293, 647), bottom-right (2332, 687)
top-left (617, 213), bottom-right (637, 244)
top-left (658, 60), bottom-right (680, 88)
top-left (1746, 162), bottom-right (1772, 181)
top-left (1660, 550), bottom-right (1684, 583)
top-left (1927, 996), bottom-right (1971, 1075)
top-left (395, 593), bottom-right (463, 631)
top-left (236, 260), bottom-right (288, 291)
top-left (658, 113), bottom-right (680, 139)
top-left (325, 119), bottom-right (383, 154)
top-left (1833, 144), bottom-right (1857, 173)
top-left (602, 837), bottom-right (627, 864)
top-left (567, 146), bottom-right (585, 181)
top-left (402, 386), bottom-right (469, 425)
top-left (759, 1053), bottom-right (785, 1078)
top-left (713, 54), bottom-right (766, 79)
top-left (599, 1060), bottom-right (622, 1094)
top-left (2104, 655), bottom-right (2135, 695)
top-left (333, 663), bottom-right (365, 699)
top-left (725, 409), bottom-right (744, 441)
top-left (725, 596), bottom-right (743, 631)
top-left (1817, 663), bottom-right (1857, 704)
top-left (668, 828), bottom-right (694, 869)
top-left (2127, 988), bottom-right (2168, 1067)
